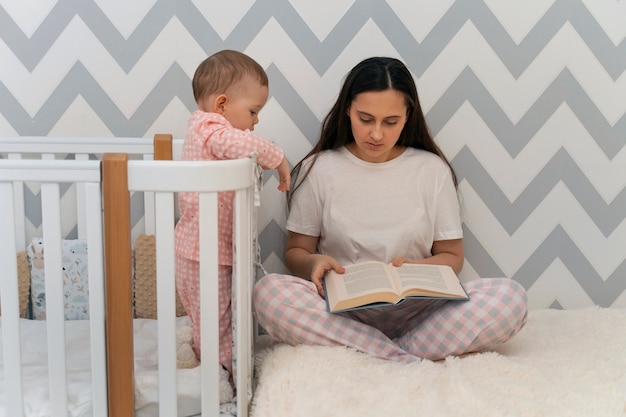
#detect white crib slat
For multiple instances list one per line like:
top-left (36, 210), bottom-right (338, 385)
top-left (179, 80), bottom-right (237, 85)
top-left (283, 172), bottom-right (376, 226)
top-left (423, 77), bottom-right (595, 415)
top-left (7, 154), bottom-right (26, 249)
top-left (75, 154), bottom-right (89, 239)
top-left (155, 191), bottom-right (178, 416)
top-left (172, 138), bottom-right (185, 160)
top-left (199, 192), bottom-right (220, 417)
top-left (143, 153), bottom-right (156, 235)
top-left (234, 187), bottom-right (254, 417)
top-left (12, 180), bottom-right (26, 250)
top-left (41, 183), bottom-right (69, 417)
top-left (0, 182), bottom-right (25, 417)
top-left (77, 182), bottom-right (88, 239)
top-left (85, 182), bottom-right (108, 417)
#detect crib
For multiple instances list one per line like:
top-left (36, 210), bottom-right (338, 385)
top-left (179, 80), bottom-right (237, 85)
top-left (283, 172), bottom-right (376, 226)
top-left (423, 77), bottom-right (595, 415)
top-left (0, 135), bottom-right (256, 416)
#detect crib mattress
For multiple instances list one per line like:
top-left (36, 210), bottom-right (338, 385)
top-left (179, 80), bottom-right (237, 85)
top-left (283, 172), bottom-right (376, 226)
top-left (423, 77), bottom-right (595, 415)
top-left (0, 316), bottom-right (237, 417)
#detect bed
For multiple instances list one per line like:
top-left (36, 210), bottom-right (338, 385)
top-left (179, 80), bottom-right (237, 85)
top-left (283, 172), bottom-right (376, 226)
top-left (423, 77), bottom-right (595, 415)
top-left (0, 135), bottom-right (257, 416)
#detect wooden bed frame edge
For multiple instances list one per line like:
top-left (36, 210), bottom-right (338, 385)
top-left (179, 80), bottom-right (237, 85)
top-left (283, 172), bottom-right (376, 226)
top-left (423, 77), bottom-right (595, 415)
top-left (102, 152), bottom-right (134, 417)
top-left (102, 134), bottom-right (174, 416)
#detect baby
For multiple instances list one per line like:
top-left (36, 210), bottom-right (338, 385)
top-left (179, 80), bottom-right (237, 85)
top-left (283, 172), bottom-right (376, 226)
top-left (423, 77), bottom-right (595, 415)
top-left (174, 49), bottom-right (290, 401)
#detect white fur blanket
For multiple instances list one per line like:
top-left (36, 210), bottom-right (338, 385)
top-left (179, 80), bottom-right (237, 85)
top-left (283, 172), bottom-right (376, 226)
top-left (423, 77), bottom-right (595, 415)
top-left (251, 307), bottom-right (626, 417)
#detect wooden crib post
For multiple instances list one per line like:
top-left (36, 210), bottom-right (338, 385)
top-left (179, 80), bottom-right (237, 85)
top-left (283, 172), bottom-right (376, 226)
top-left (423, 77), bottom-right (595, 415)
top-left (154, 133), bottom-right (173, 161)
top-left (102, 153), bottom-right (135, 417)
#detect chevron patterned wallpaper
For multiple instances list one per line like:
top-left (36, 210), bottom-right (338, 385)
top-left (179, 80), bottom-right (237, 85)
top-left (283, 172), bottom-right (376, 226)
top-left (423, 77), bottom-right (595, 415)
top-left (1, 0), bottom-right (625, 309)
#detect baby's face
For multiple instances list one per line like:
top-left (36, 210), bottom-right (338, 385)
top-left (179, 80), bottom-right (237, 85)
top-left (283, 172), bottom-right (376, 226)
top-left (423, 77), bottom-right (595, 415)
top-left (223, 76), bottom-right (268, 131)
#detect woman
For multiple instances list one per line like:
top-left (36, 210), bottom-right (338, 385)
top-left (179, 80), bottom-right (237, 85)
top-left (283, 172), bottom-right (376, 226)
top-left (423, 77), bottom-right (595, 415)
top-left (253, 57), bottom-right (527, 362)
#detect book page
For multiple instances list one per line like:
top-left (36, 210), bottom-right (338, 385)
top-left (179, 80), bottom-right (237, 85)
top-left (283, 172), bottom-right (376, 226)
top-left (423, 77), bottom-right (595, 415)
top-left (325, 261), bottom-right (407, 312)
top-left (395, 264), bottom-right (467, 298)
top-left (341, 262), bottom-right (395, 296)
top-left (396, 266), bottom-right (448, 290)
top-left (324, 262), bottom-right (466, 312)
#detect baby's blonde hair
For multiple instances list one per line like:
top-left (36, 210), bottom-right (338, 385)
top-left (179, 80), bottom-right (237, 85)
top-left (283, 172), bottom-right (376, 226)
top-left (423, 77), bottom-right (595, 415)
top-left (192, 50), bottom-right (268, 103)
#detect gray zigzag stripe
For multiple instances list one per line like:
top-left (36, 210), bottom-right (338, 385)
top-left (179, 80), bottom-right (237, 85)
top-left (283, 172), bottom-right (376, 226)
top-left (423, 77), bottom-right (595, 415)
top-left (3, 66), bottom-right (624, 240)
top-left (258, 219), bottom-right (288, 263)
top-left (453, 146), bottom-right (626, 237)
top-left (23, 187), bottom-right (42, 229)
top-left (428, 68), bottom-right (625, 159)
top-left (1, 0), bottom-right (623, 78)
top-left (23, 183), bottom-right (72, 228)
top-left (266, 64), bottom-right (321, 146)
top-left (1, 63), bottom-right (623, 158)
top-left (0, 62), bottom-right (324, 142)
top-left (512, 225), bottom-right (626, 306)
top-left (0, 0), bottom-right (176, 72)
top-left (461, 224), bottom-right (505, 278)
top-left (0, 62), bottom-right (194, 136)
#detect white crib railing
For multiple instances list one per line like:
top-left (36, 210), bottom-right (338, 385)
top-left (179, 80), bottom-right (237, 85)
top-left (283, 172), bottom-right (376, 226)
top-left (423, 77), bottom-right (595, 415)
top-left (0, 159), bottom-right (107, 417)
top-left (0, 136), bottom-right (166, 248)
top-left (1, 135), bottom-right (256, 416)
top-left (102, 154), bottom-right (256, 417)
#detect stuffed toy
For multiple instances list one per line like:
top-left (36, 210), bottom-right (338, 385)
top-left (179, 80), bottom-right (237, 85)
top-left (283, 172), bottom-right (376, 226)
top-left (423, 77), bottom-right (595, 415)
top-left (176, 326), bottom-right (199, 369)
top-left (176, 326), bottom-right (234, 403)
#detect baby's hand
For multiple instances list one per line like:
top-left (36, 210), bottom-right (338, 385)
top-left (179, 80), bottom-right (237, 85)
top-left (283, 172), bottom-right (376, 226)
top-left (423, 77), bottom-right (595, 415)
top-left (276, 157), bottom-right (291, 192)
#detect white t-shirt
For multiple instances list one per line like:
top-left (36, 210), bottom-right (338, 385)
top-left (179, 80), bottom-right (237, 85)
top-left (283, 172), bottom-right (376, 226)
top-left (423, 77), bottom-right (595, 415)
top-left (286, 146), bottom-right (463, 266)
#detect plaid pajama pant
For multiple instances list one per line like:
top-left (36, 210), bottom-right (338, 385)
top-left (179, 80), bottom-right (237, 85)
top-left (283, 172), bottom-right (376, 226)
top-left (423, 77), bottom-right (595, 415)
top-left (253, 275), bottom-right (527, 362)
top-left (175, 254), bottom-right (233, 374)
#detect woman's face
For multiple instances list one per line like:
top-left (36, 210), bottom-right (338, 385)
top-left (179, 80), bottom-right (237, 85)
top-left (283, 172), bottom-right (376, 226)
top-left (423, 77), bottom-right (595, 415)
top-left (347, 89), bottom-right (408, 163)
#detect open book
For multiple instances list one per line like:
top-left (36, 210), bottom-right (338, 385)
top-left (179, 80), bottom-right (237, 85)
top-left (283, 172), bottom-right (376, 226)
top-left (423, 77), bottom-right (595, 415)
top-left (323, 261), bottom-right (469, 313)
